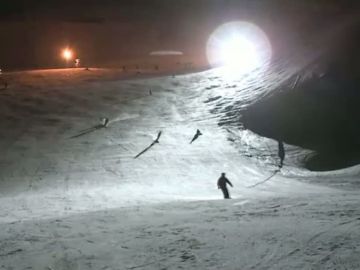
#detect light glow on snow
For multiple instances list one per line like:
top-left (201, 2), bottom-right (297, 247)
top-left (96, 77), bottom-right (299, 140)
top-left (207, 21), bottom-right (272, 76)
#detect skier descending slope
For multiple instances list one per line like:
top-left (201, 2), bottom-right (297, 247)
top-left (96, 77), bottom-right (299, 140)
top-left (278, 140), bottom-right (285, 168)
top-left (134, 131), bottom-right (162, 159)
top-left (217, 172), bottom-right (233, 199)
top-left (69, 117), bottom-right (110, 139)
top-left (101, 117), bottom-right (109, 128)
top-left (190, 129), bottom-right (202, 144)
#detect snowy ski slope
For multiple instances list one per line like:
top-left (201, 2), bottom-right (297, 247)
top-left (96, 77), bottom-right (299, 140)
top-left (0, 68), bottom-right (359, 269)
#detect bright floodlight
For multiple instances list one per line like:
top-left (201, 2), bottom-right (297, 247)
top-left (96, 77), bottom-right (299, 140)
top-left (207, 21), bottom-right (272, 75)
top-left (62, 48), bottom-right (73, 61)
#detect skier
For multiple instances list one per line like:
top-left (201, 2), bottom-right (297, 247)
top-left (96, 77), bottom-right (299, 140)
top-left (75, 58), bottom-right (80, 68)
top-left (134, 131), bottom-right (162, 159)
top-left (190, 129), bottom-right (202, 144)
top-left (217, 172), bottom-right (233, 199)
top-left (101, 117), bottom-right (109, 128)
top-left (278, 140), bottom-right (285, 168)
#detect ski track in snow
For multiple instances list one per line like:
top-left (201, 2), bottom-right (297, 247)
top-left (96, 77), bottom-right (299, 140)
top-left (0, 68), bottom-right (359, 269)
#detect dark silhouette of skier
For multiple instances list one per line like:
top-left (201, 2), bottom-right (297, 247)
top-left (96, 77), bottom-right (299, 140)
top-left (278, 140), bottom-right (285, 168)
top-left (101, 117), bottom-right (109, 128)
top-left (153, 131), bottom-right (161, 143)
top-left (217, 173), bottom-right (233, 199)
top-left (69, 117), bottom-right (110, 139)
top-left (134, 131), bottom-right (162, 159)
top-left (190, 129), bottom-right (202, 144)
top-left (149, 89), bottom-right (152, 95)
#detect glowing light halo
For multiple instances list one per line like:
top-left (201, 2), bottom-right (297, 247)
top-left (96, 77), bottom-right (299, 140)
top-left (62, 48), bottom-right (73, 61)
top-left (206, 21), bottom-right (272, 76)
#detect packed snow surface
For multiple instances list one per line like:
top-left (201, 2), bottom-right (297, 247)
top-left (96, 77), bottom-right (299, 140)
top-left (0, 68), bottom-right (359, 269)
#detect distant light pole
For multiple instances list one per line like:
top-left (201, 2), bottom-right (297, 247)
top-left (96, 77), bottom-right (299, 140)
top-left (62, 48), bottom-right (73, 67)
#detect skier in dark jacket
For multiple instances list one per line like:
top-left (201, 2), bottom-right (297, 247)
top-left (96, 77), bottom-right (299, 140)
top-left (217, 172), bottom-right (233, 199)
top-left (190, 129), bottom-right (202, 144)
top-left (101, 117), bottom-right (109, 128)
top-left (277, 140), bottom-right (285, 168)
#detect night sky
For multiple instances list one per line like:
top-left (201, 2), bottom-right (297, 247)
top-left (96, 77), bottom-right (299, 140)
top-left (0, 0), bottom-right (358, 69)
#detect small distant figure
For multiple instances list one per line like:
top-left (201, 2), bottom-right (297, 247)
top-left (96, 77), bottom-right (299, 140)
top-left (149, 89), bottom-right (152, 95)
top-left (190, 129), bottom-right (202, 144)
top-left (122, 65), bottom-right (126, 71)
top-left (70, 117), bottom-right (110, 139)
top-left (134, 131), bottom-right (162, 159)
top-left (101, 117), bottom-right (109, 128)
top-left (84, 67), bottom-right (90, 71)
top-left (217, 172), bottom-right (233, 199)
top-left (154, 131), bottom-right (161, 143)
top-left (154, 65), bottom-right (159, 71)
top-left (278, 140), bottom-right (285, 168)
top-left (75, 58), bottom-right (80, 68)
